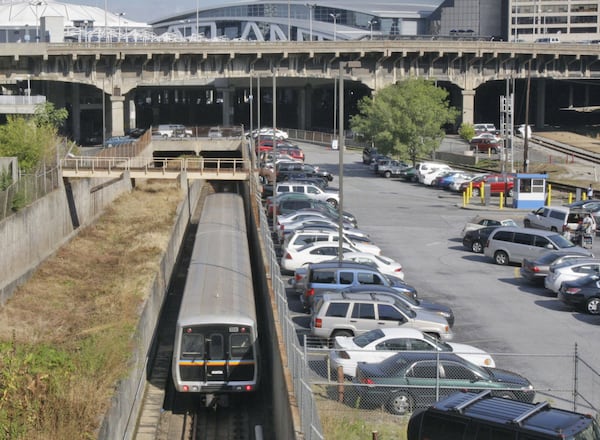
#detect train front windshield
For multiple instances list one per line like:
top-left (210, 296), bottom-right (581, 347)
top-left (178, 325), bottom-right (256, 388)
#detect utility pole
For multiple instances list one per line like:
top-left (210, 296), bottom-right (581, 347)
top-left (524, 60), bottom-right (532, 173)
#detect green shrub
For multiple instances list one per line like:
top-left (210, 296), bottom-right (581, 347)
top-left (459, 123), bottom-right (475, 141)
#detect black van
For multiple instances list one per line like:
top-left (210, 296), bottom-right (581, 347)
top-left (407, 390), bottom-right (600, 440)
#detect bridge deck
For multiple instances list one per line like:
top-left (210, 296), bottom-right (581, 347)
top-left (61, 157), bottom-right (251, 180)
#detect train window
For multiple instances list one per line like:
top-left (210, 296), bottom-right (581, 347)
top-left (208, 334), bottom-right (224, 359)
top-left (181, 333), bottom-right (204, 358)
top-left (230, 334), bottom-right (253, 358)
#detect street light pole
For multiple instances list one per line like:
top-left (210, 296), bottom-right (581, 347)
top-left (330, 13), bottom-right (339, 41)
top-left (196, 0), bottom-right (199, 40)
top-left (337, 61), bottom-right (361, 261)
top-left (368, 19), bottom-right (378, 40)
top-left (272, 69), bottom-right (277, 233)
top-left (306, 4), bottom-right (315, 41)
top-left (118, 12), bottom-right (124, 41)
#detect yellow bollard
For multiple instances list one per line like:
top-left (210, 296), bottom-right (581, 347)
top-left (480, 183), bottom-right (485, 205)
top-left (500, 193), bottom-right (504, 209)
top-left (569, 193), bottom-right (573, 204)
top-left (463, 190), bottom-right (467, 207)
top-left (547, 184), bottom-right (552, 206)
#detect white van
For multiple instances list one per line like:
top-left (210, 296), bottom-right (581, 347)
top-left (417, 162), bottom-right (452, 185)
top-left (155, 124), bottom-right (192, 138)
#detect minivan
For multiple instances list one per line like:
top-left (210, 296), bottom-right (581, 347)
top-left (407, 390), bottom-right (600, 440)
top-left (301, 262), bottom-right (415, 309)
top-left (275, 183), bottom-right (339, 207)
top-left (483, 226), bottom-right (591, 265)
top-left (310, 291), bottom-right (453, 340)
top-left (524, 205), bottom-right (596, 233)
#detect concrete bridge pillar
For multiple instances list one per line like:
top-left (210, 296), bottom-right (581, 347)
top-left (71, 83), bottom-right (81, 142)
top-left (461, 89), bottom-right (475, 125)
top-left (110, 95), bottom-right (125, 137)
top-left (297, 85), bottom-right (312, 130)
top-left (535, 78), bottom-right (546, 129)
top-left (219, 88), bottom-right (233, 126)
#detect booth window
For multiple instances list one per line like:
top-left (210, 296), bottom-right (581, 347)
top-left (519, 178), bottom-right (545, 193)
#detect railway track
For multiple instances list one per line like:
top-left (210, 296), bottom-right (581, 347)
top-left (531, 135), bottom-right (600, 165)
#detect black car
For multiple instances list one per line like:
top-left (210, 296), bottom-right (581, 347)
top-left (557, 274), bottom-right (600, 315)
top-left (353, 352), bottom-right (535, 415)
top-left (276, 162), bottom-right (333, 182)
top-left (462, 226), bottom-right (499, 253)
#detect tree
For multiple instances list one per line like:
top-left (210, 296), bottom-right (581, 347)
top-left (459, 122), bottom-right (475, 141)
top-left (350, 79), bottom-right (458, 165)
top-left (0, 103), bottom-right (69, 172)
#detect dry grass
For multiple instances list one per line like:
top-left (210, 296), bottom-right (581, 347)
top-left (0, 180), bottom-right (183, 439)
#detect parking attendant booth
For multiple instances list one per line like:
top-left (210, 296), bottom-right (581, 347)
top-left (512, 173), bottom-right (548, 209)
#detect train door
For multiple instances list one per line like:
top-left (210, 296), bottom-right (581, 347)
top-left (205, 332), bottom-right (226, 381)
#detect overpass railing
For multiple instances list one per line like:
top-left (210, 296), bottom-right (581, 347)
top-left (60, 156), bottom-right (251, 178)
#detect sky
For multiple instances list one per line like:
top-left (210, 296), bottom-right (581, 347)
top-left (59, 0), bottom-right (211, 23)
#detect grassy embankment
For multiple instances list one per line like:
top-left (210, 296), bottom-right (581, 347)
top-left (0, 181), bottom-right (183, 439)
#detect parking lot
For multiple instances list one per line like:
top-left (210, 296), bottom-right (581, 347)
top-left (279, 141), bottom-right (600, 414)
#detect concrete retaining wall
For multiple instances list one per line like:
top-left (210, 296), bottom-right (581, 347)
top-left (0, 174), bottom-right (134, 305)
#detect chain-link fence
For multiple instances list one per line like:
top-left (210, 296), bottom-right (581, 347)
top-left (0, 167), bottom-right (61, 221)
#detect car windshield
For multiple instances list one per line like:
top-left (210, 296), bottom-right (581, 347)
top-left (574, 419), bottom-right (600, 440)
top-left (393, 299), bottom-right (416, 317)
top-left (422, 331), bottom-right (452, 351)
top-left (550, 234), bottom-right (578, 249)
top-left (352, 329), bottom-right (385, 348)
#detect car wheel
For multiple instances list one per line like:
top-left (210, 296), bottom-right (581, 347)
top-left (327, 198), bottom-right (338, 208)
top-left (524, 219), bottom-right (531, 228)
top-left (508, 188), bottom-right (514, 198)
top-left (585, 297), bottom-right (600, 315)
top-left (384, 171), bottom-right (392, 178)
top-left (550, 227), bottom-right (558, 232)
top-left (494, 250), bottom-right (509, 265)
top-left (386, 391), bottom-right (414, 415)
top-left (332, 330), bottom-right (353, 338)
top-left (472, 240), bottom-right (484, 253)
top-left (472, 188), bottom-right (481, 197)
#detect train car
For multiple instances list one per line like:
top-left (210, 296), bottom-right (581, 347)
top-left (172, 192), bottom-right (258, 405)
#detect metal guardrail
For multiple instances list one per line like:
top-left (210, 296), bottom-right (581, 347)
top-left (60, 156), bottom-right (251, 180)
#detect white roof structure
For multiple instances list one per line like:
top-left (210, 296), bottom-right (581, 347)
top-left (0, 0), bottom-right (148, 28)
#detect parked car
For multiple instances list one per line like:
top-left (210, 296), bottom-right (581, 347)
top-left (339, 285), bottom-right (454, 327)
top-left (558, 274), bottom-right (600, 315)
top-left (276, 145), bottom-right (305, 162)
top-left (399, 166), bottom-right (418, 182)
top-left (280, 242), bottom-right (358, 272)
top-left (280, 229), bottom-right (380, 257)
top-left (524, 206), bottom-right (596, 234)
top-left (483, 227), bottom-right (591, 265)
top-left (329, 328), bottom-right (495, 378)
top-left (461, 216), bottom-right (518, 237)
top-left (362, 146), bottom-right (378, 164)
top-left (407, 390), bottom-right (600, 440)
top-left (277, 162), bottom-right (333, 182)
top-left (310, 292), bottom-right (453, 341)
top-left (544, 258), bottom-right (600, 294)
top-left (376, 159), bottom-right (409, 178)
top-left (462, 226), bottom-right (500, 253)
top-left (469, 137), bottom-right (502, 153)
top-left (520, 250), bottom-right (593, 284)
top-left (473, 123), bottom-right (500, 136)
top-left (275, 206), bottom-right (358, 228)
top-left (333, 252), bottom-right (404, 279)
top-left (275, 182), bottom-right (339, 207)
top-left (459, 173), bottom-right (515, 197)
top-left (352, 352), bottom-right (535, 415)
top-left (278, 219), bottom-right (361, 242)
top-left (419, 164), bottom-right (454, 186)
top-left (302, 262), bottom-right (414, 310)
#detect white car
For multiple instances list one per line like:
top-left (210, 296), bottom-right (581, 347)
top-left (281, 230), bottom-right (380, 258)
top-left (329, 328), bottom-right (495, 378)
top-left (279, 219), bottom-right (367, 243)
top-left (280, 242), bottom-right (357, 272)
top-left (544, 258), bottom-right (600, 294)
top-left (419, 165), bottom-right (454, 186)
top-left (336, 251), bottom-right (404, 280)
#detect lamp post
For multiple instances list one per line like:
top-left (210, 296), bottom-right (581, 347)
top-left (368, 18), bottom-right (378, 40)
top-left (306, 3), bottom-right (316, 41)
top-left (330, 13), bottom-right (339, 41)
top-left (196, 0), bottom-right (199, 40)
top-left (337, 61), bottom-right (361, 261)
top-left (272, 69), bottom-right (277, 233)
top-left (31, 1), bottom-right (42, 42)
top-left (104, 0), bottom-right (107, 42)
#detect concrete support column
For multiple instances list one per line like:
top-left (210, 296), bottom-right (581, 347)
top-left (297, 87), bottom-right (306, 129)
top-left (535, 78), bottom-right (546, 129)
top-left (71, 82), bottom-right (81, 142)
top-left (110, 95), bottom-right (125, 137)
top-left (219, 88), bottom-right (233, 126)
top-left (461, 89), bottom-right (475, 125)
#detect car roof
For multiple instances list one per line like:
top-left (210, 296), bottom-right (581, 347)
top-left (341, 285), bottom-right (399, 295)
top-left (321, 291), bottom-right (395, 303)
top-left (430, 391), bottom-right (595, 437)
top-left (490, 226), bottom-right (559, 237)
top-left (308, 261), bottom-right (381, 271)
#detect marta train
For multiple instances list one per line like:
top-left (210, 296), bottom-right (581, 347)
top-left (171, 191), bottom-right (259, 406)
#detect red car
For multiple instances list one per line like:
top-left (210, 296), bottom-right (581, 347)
top-left (459, 173), bottom-right (515, 197)
top-left (469, 137), bottom-right (502, 153)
